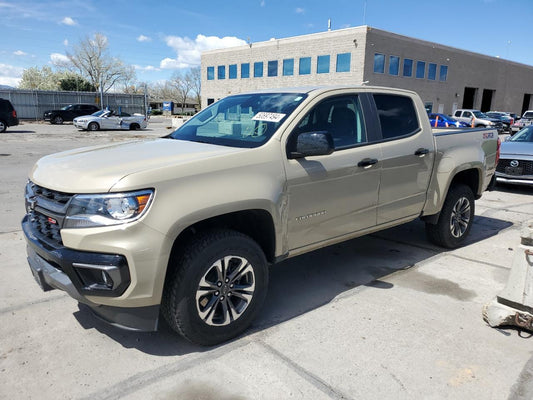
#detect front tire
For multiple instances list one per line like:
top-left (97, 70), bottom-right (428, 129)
top-left (53, 115), bottom-right (64, 124)
top-left (88, 122), bottom-right (99, 131)
top-left (162, 230), bottom-right (268, 346)
top-left (426, 184), bottom-right (475, 248)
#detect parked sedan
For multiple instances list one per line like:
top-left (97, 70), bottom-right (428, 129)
top-left (74, 110), bottom-right (148, 131)
top-left (428, 113), bottom-right (469, 128)
top-left (495, 125), bottom-right (533, 186)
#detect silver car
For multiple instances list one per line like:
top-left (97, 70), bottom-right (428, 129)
top-left (496, 125), bottom-right (533, 186)
top-left (74, 110), bottom-right (148, 131)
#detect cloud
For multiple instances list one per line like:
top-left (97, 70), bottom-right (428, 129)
top-left (0, 63), bottom-right (24, 87)
top-left (13, 50), bottom-right (27, 56)
top-left (134, 64), bottom-right (159, 72)
top-left (60, 16), bottom-right (77, 26)
top-left (161, 34), bottom-right (246, 69)
top-left (295, 7), bottom-right (305, 14)
top-left (260, 0), bottom-right (265, 6)
top-left (50, 53), bottom-right (71, 66)
top-left (137, 35), bottom-right (151, 42)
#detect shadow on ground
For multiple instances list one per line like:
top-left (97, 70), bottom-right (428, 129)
top-left (72, 215), bottom-right (513, 355)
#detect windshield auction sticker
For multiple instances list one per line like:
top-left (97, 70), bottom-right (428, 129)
top-left (252, 112), bottom-right (286, 123)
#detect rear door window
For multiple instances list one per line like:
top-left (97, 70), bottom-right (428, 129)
top-left (373, 94), bottom-right (420, 139)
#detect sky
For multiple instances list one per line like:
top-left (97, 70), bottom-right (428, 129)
top-left (1, 0), bottom-right (532, 87)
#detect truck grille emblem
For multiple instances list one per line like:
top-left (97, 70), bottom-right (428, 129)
top-left (510, 160), bottom-right (519, 167)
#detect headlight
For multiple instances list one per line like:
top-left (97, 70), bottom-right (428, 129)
top-left (63, 189), bottom-right (154, 228)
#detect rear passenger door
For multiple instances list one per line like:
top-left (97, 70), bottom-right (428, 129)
top-left (370, 93), bottom-right (435, 225)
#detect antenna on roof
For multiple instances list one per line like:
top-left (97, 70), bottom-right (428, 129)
top-left (328, 19), bottom-right (331, 31)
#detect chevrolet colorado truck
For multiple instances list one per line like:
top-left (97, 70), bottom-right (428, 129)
top-left (22, 86), bottom-right (500, 345)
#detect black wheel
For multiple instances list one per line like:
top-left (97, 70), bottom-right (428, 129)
top-left (0, 120), bottom-right (6, 133)
top-left (426, 184), bottom-right (475, 248)
top-left (53, 115), bottom-right (64, 124)
top-left (129, 123), bottom-right (140, 130)
top-left (88, 122), bottom-right (99, 131)
top-left (162, 229), bottom-right (268, 346)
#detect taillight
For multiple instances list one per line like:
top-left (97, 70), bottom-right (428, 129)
top-left (12, 110), bottom-right (17, 118)
top-left (495, 137), bottom-right (501, 165)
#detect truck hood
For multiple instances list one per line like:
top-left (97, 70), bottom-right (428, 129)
top-left (30, 138), bottom-right (245, 193)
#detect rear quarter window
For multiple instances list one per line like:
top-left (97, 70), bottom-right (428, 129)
top-left (373, 94), bottom-right (419, 139)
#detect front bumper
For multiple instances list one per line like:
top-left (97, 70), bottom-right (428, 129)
top-left (22, 215), bottom-right (160, 331)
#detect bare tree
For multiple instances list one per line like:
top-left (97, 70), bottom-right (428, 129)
top-left (66, 33), bottom-right (135, 92)
top-left (170, 71), bottom-right (193, 113)
top-left (188, 67), bottom-right (201, 110)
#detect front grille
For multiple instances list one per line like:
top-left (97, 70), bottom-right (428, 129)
top-left (25, 182), bottom-right (75, 248)
top-left (28, 211), bottom-right (63, 248)
top-left (32, 184), bottom-right (72, 206)
top-left (497, 159), bottom-right (533, 175)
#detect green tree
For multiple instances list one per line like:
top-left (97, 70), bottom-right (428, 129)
top-left (59, 74), bottom-right (96, 91)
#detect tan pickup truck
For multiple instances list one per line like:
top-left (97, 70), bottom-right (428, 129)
top-left (22, 86), bottom-right (500, 345)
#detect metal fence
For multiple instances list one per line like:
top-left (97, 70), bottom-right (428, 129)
top-left (0, 89), bottom-right (146, 120)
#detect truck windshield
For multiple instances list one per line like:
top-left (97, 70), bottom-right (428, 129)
top-left (168, 92), bottom-right (307, 148)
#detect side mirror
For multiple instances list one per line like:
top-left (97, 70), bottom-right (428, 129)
top-left (288, 131), bottom-right (334, 159)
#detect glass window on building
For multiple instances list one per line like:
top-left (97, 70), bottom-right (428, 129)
top-left (217, 65), bottom-right (226, 80)
top-left (299, 57), bottom-right (311, 75)
top-left (241, 63), bottom-right (250, 78)
top-left (428, 63), bottom-right (437, 80)
top-left (389, 56), bottom-right (400, 76)
top-left (439, 65), bottom-right (448, 81)
top-left (336, 53), bottom-right (351, 72)
top-left (416, 61), bottom-right (426, 79)
top-left (207, 66), bottom-right (214, 80)
top-left (229, 64), bottom-right (237, 79)
top-left (374, 53), bottom-right (385, 73)
top-left (317, 55), bottom-right (330, 74)
top-left (403, 59), bottom-right (413, 77)
top-left (268, 60), bottom-right (278, 77)
top-left (254, 62), bottom-right (264, 78)
top-left (283, 58), bottom-right (294, 76)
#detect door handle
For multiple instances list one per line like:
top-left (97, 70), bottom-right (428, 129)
top-left (415, 148), bottom-right (430, 157)
top-left (357, 158), bottom-right (378, 168)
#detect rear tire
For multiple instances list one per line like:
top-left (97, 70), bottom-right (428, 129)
top-left (162, 229), bottom-right (268, 346)
top-left (426, 184), bottom-right (475, 248)
top-left (129, 123), bottom-right (140, 130)
top-left (0, 120), bottom-right (6, 133)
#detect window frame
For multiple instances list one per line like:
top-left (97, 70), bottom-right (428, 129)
top-left (317, 55), bottom-right (330, 74)
top-left (373, 53), bottom-right (385, 74)
top-left (283, 58), bottom-right (294, 76)
top-left (402, 58), bottom-right (413, 77)
top-left (217, 65), bottom-right (226, 80)
top-left (241, 63), bottom-right (250, 78)
top-left (371, 93), bottom-right (422, 142)
top-left (415, 61), bottom-right (426, 79)
top-left (207, 66), bottom-right (215, 80)
top-left (299, 57), bottom-right (312, 75)
top-left (268, 60), bottom-right (278, 77)
top-left (254, 61), bottom-right (264, 78)
top-left (336, 53), bottom-right (351, 73)
top-left (389, 55), bottom-right (400, 76)
top-left (229, 64), bottom-right (237, 79)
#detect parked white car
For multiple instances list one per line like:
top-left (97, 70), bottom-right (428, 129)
top-left (74, 110), bottom-right (148, 131)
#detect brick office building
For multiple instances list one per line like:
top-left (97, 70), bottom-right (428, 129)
top-left (201, 26), bottom-right (533, 116)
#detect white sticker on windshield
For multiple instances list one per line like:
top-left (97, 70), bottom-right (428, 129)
top-left (252, 112), bottom-right (286, 123)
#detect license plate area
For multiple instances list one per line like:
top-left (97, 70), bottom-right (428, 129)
top-left (505, 166), bottom-right (523, 176)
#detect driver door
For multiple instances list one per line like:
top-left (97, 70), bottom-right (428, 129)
top-left (283, 93), bottom-right (381, 251)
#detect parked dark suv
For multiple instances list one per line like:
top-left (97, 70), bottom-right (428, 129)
top-left (43, 104), bottom-right (100, 124)
top-left (0, 98), bottom-right (19, 133)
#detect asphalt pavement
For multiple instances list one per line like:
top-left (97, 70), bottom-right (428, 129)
top-left (1, 119), bottom-right (533, 400)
